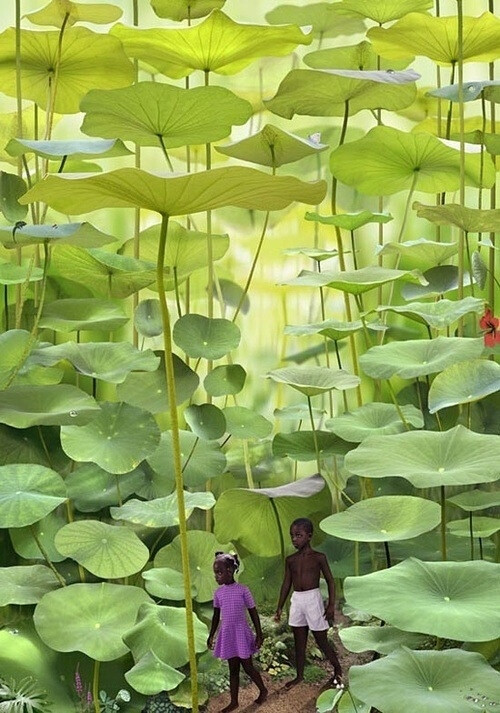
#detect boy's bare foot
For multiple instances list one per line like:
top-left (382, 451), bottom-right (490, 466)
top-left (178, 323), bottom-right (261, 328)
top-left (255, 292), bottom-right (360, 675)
top-left (255, 688), bottom-right (268, 705)
top-left (284, 677), bottom-right (304, 689)
top-left (220, 703), bottom-right (239, 712)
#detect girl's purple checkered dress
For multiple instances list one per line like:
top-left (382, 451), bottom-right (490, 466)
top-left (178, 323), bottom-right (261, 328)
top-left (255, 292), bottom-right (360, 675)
top-left (213, 582), bottom-right (258, 660)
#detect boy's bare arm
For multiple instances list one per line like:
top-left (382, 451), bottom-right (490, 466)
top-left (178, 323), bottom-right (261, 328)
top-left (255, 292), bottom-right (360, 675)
top-left (319, 553), bottom-right (336, 620)
top-left (274, 557), bottom-right (292, 621)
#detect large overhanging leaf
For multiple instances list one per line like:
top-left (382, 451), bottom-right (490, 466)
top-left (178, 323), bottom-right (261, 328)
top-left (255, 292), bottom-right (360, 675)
top-left (428, 359), bottom-right (500, 414)
top-left (337, 0), bottom-right (432, 24)
top-left (345, 558), bottom-right (500, 642)
top-left (350, 648), bottom-right (500, 713)
top-left (304, 40), bottom-right (410, 71)
top-left (375, 239), bottom-right (458, 268)
top-left (339, 626), bottom-right (428, 655)
top-left (148, 431), bottom-right (226, 488)
top-left (285, 319), bottom-right (366, 342)
top-left (265, 69), bottom-right (418, 119)
top-left (214, 474), bottom-right (329, 557)
top-left (0, 464), bottom-right (66, 528)
top-left (266, 366), bottom-right (360, 396)
top-left (66, 463), bottom-right (145, 513)
top-left (155, 530), bottom-right (232, 603)
top-left (283, 266), bottom-right (427, 296)
top-left (368, 12), bottom-right (500, 64)
top-left (0, 565), bottom-right (59, 606)
top-left (110, 491), bottom-right (215, 528)
top-left (345, 425), bottom-right (500, 488)
top-left (413, 202), bottom-right (500, 234)
top-left (111, 10), bottom-right (312, 79)
top-left (359, 337), bottom-right (484, 380)
top-left (265, 3), bottom-right (364, 38)
top-left (326, 403), bottom-right (424, 443)
top-left (151, 0), bottom-right (226, 21)
top-left (330, 126), bottom-right (495, 195)
top-left (5, 138), bottom-right (131, 162)
top-left (320, 495), bottom-right (441, 542)
top-left (0, 384), bottom-right (100, 428)
top-left (61, 402), bottom-right (161, 474)
top-left (54, 520), bottom-right (149, 579)
top-left (20, 167), bottom-right (327, 216)
top-left (39, 298), bottom-right (129, 333)
top-left (81, 83), bottom-right (252, 148)
top-left (447, 489), bottom-right (500, 513)
top-left (375, 298), bottom-right (484, 331)
top-left (448, 516), bottom-right (500, 539)
top-left (125, 651), bottom-right (185, 696)
top-left (34, 583), bottom-right (150, 661)
top-left (215, 124), bottom-right (328, 168)
top-left (31, 342), bottom-right (159, 384)
top-left (25, 0), bottom-right (123, 27)
top-left (0, 27), bottom-right (134, 113)
top-left (0, 222), bottom-right (117, 250)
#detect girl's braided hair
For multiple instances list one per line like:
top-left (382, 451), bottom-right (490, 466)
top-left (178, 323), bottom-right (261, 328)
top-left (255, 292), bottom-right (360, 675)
top-left (214, 551), bottom-right (240, 572)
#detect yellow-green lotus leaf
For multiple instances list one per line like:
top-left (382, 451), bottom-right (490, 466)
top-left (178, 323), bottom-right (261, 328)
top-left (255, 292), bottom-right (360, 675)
top-left (151, 0), bottom-right (226, 21)
top-left (0, 112), bottom-right (61, 166)
top-left (25, 0), bottom-right (122, 27)
top-left (368, 12), bottom-right (500, 64)
top-left (413, 202), bottom-right (500, 234)
top-left (304, 40), bottom-right (410, 71)
top-left (20, 167), bottom-right (326, 216)
top-left (337, 0), bottom-right (432, 24)
top-left (265, 3), bottom-right (364, 39)
top-left (111, 10), bottom-right (312, 79)
top-left (0, 27), bottom-right (134, 113)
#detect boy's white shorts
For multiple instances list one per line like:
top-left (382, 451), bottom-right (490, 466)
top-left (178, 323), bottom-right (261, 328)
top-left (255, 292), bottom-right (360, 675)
top-left (288, 588), bottom-right (328, 631)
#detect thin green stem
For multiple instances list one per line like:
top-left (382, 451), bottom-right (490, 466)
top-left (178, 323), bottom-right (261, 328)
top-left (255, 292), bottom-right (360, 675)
top-left (132, 0), bottom-right (141, 348)
top-left (307, 395), bottom-right (321, 474)
top-left (386, 380), bottom-right (410, 430)
top-left (44, 12), bottom-right (70, 142)
top-left (440, 485), bottom-right (447, 561)
top-left (456, 0), bottom-right (465, 333)
top-left (233, 211), bottom-right (270, 322)
top-left (92, 660), bottom-right (100, 713)
top-left (383, 541), bottom-right (392, 568)
top-left (37, 426), bottom-right (54, 470)
top-left (158, 134), bottom-right (174, 171)
top-left (4, 285), bottom-right (8, 331)
top-left (469, 512), bottom-right (474, 560)
top-left (270, 498), bottom-right (286, 568)
top-left (354, 541), bottom-right (359, 576)
top-left (31, 525), bottom-right (66, 587)
top-left (243, 440), bottom-right (255, 489)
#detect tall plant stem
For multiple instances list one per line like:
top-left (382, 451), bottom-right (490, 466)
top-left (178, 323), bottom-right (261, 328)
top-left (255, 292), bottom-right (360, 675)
top-left (158, 134), bottom-right (174, 171)
top-left (386, 380), bottom-right (410, 430)
top-left (242, 440), bottom-right (255, 489)
top-left (233, 210), bottom-right (270, 322)
top-left (30, 525), bottom-right (66, 587)
top-left (44, 12), bottom-right (70, 142)
top-left (317, 264), bottom-right (335, 417)
top-left (469, 512), bottom-right (475, 560)
top-left (156, 213), bottom-right (199, 713)
top-left (269, 497), bottom-right (286, 569)
top-left (488, 1), bottom-right (496, 312)
top-left (306, 395), bottom-right (322, 474)
top-left (15, 0), bottom-right (24, 312)
top-left (132, 0), bottom-right (141, 347)
top-left (354, 540), bottom-right (359, 576)
top-left (456, 0), bottom-right (465, 335)
top-left (383, 541), bottom-right (392, 568)
top-left (440, 485), bottom-right (447, 561)
top-left (92, 660), bottom-right (100, 713)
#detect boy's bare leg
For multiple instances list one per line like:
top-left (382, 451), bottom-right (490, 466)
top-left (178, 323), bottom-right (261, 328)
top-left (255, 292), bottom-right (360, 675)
top-left (220, 657), bottom-right (240, 712)
top-left (312, 630), bottom-right (343, 684)
top-left (285, 626), bottom-right (308, 688)
top-left (240, 657), bottom-right (268, 704)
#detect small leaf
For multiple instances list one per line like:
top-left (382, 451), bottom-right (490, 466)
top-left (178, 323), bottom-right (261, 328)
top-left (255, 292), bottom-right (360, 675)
top-left (471, 251), bottom-right (488, 290)
top-left (375, 297), bottom-right (484, 330)
top-left (203, 364), bottom-right (246, 397)
top-left (173, 314), bottom-right (240, 360)
top-left (0, 464), bottom-right (66, 528)
top-left (184, 404), bottom-right (226, 440)
top-left (0, 222), bottom-right (117, 250)
top-left (223, 406), bottom-right (273, 439)
top-left (0, 384), bottom-right (100, 428)
top-left (428, 359), bottom-right (500, 413)
top-left (305, 210), bottom-right (393, 231)
top-left (39, 298), bottom-right (128, 333)
top-left (428, 80), bottom-right (500, 103)
top-left (283, 266), bottom-right (427, 296)
top-left (25, 0), bottom-right (123, 27)
top-left (5, 138), bottom-right (131, 160)
top-left (0, 565), bottom-right (59, 606)
top-left (267, 366), bottom-right (360, 396)
top-left (125, 651), bottom-right (185, 695)
top-left (326, 403), bottom-right (423, 442)
top-left (134, 299), bottom-right (162, 338)
top-left (0, 172), bottom-right (28, 222)
top-left (151, 0), bottom-right (226, 21)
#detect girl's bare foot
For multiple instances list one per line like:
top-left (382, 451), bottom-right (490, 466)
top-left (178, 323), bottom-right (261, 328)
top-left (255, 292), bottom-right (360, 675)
top-left (284, 677), bottom-right (303, 689)
top-left (220, 703), bottom-right (239, 712)
top-left (255, 688), bottom-right (268, 705)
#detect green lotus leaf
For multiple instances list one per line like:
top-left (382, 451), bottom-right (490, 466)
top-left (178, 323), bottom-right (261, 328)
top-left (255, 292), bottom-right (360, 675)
top-left (0, 171), bottom-right (28, 222)
top-left (337, 0), bottom-right (433, 24)
top-left (0, 27), bottom-right (133, 113)
top-left (318, 536), bottom-right (373, 579)
top-left (413, 202), bottom-right (500, 233)
top-left (376, 298), bottom-right (484, 331)
top-left (339, 625), bottom-right (428, 655)
top-left (267, 366), bottom-right (360, 396)
top-left (283, 267), bottom-right (427, 295)
top-left (344, 558), bottom-right (500, 641)
top-left (428, 359), bottom-right (500, 414)
top-left (390, 530), bottom-right (494, 564)
top-left (285, 341), bottom-right (343, 365)
top-left (111, 10), bottom-right (312, 79)
top-left (134, 300), bottom-right (162, 338)
top-left (215, 124), bottom-right (328, 168)
top-left (375, 239), bottom-right (458, 268)
top-left (0, 330), bottom-right (33, 390)
top-left (274, 405), bottom-right (325, 421)
top-left (81, 83), bottom-right (252, 148)
top-left (326, 403), bottom-right (424, 443)
top-left (428, 80), bottom-right (500, 103)
top-left (447, 516), bottom-right (500, 539)
top-left (401, 265), bottom-right (473, 300)
top-left (214, 474), bottom-right (328, 557)
top-left (285, 319), bottom-right (383, 341)
top-left (39, 298), bottom-right (128, 333)
top-left (453, 130), bottom-right (500, 157)
top-left (54, 520), bottom-right (149, 579)
top-left (447, 489), bottom-right (500, 513)
top-left (203, 364), bottom-right (246, 397)
top-left (316, 688), bottom-right (345, 713)
top-left (0, 384), bottom-right (100, 428)
top-left (125, 650), bottom-right (185, 695)
top-left (0, 565), bottom-right (59, 606)
top-left (0, 423), bottom-right (65, 468)
top-left (31, 341), bottom-right (159, 384)
top-left (34, 582), bottom-right (150, 661)
top-left (155, 530), bottom-right (232, 603)
top-left (173, 314), bottom-right (240, 360)
top-left (110, 491), bottom-right (215, 529)
top-left (320, 495), bottom-right (441, 542)
top-left (345, 425), bottom-right (500, 488)
top-left (265, 69), bottom-right (418, 119)
top-left (10, 511), bottom-right (67, 562)
top-left (61, 402), bottom-right (161, 474)
top-left (148, 430), bottom-right (226, 488)
top-left (123, 601), bottom-right (207, 667)
top-left (284, 246), bottom-right (339, 262)
top-left (25, 0), bottom-right (122, 27)
top-left (151, 0), bottom-right (226, 21)
top-left (142, 567), bottom-right (196, 600)
top-left (5, 138), bottom-right (131, 161)
top-left (351, 647), bottom-right (500, 713)
top-left (222, 406), bottom-right (273, 440)
top-left (305, 210), bottom-right (393, 231)
top-left (184, 404), bottom-right (226, 440)
top-left (0, 464), bottom-right (66, 528)
top-left (66, 462), bottom-right (145, 513)
top-left (330, 126), bottom-right (495, 195)
top-left (360, 337), bottom-right (484, 380)
top-left (238, 555), bottom-right (283, 604)
top-left (117, 353), bottom-right (199, 414)
top-left (0, 222), bottom-right (117, 250)
top-left (304, 40), bottom-right (410, 71)
top-left (368, 12), bottom-right (500, 64)
top-left (20, 167), bottom-right (327, 217)
top-left (265, 3), bottom-right (364, 38)
top-left (0, 262), bottom-right (44, 285)
top-left (272, 431), bottom-right (354, 461)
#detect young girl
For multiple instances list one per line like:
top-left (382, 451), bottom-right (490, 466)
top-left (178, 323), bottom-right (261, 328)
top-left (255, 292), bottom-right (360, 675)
top-left (207, 552), bottom-right (268, 712)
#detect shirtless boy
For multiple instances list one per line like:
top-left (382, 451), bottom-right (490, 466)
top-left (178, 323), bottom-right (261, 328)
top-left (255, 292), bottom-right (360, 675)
top-left (274, 517), bottom-right (342, 689)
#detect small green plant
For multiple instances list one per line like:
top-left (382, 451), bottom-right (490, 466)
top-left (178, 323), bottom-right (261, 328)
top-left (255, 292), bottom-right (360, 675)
top-left (141, 692), bottom-right (185, 713)
top-left (0, 676), bottom-right (51, 713)
top-left (303, 664), bottom-right (327, 684)
top-left (256, 637), bottom-right (292, 678)
top-left (98, 690), bottom-right (130, 713)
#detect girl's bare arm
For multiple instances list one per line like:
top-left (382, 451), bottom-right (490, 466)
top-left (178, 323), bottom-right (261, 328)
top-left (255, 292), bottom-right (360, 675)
top-left (207, 607), bottom-right (220, 648)
top-left (248, 607), bottom-right (264, 647)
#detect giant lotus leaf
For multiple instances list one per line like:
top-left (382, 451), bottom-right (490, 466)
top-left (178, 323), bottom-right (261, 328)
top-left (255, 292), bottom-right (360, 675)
top-left (265, 3), bottom-right (365, 38)
top-left (151, 0), bottom-right (226, 21)
top-left (337, 0), bottom-right (433, 24)
top-left (25, 0), bottom-right (122, 27)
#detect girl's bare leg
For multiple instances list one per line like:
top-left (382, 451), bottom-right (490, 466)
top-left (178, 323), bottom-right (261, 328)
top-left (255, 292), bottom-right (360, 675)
top-left (220, 657), bottom-right (240, 712)
top-left (240, 657), bottom-right (268, 704)
top-left (285, 625), bottom-right (308, 688)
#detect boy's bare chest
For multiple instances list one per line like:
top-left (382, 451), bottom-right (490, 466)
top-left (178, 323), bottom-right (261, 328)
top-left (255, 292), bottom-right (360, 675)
top-left (289, 554), bottom-right (321, 590)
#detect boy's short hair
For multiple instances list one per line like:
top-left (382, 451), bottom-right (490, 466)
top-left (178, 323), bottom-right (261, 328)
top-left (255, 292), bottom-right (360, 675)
top-left (290, 517), bottom-right (314, 535)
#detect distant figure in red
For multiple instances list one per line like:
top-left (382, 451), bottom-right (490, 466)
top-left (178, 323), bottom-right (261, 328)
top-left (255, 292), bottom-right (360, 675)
top-left (274, 518), bottom-right (343, 689)
top-left (208, 551), bottom-right (267, 712)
